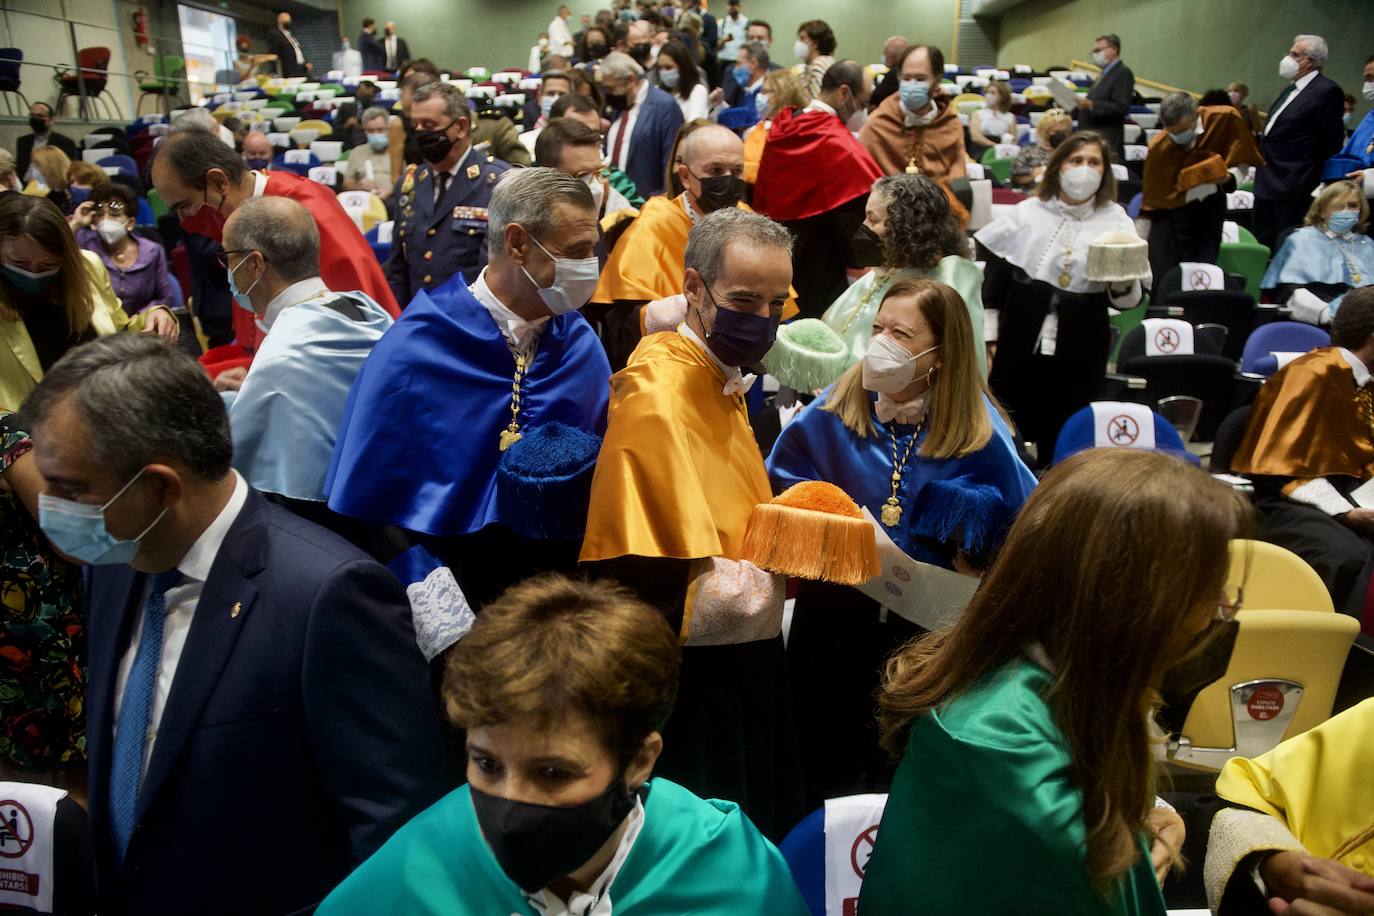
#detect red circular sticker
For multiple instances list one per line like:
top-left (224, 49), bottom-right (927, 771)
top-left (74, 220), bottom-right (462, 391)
top-left (0, 801), bottom-right (34, 859)
top-left (1247, 685), bottom-right (1285, 721)
top-left (1154, 328), bottom-right (1181, 353)
top-left (1189, 269), bottom-right (1213, 290)
top-left (1108, 415), bottom-right (1141, 445)
top-left (851, 825), bottom-right (880, 878)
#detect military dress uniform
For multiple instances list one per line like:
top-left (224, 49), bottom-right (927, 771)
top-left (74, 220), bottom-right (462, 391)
top-left (384, 146), bottom-right (511, 307)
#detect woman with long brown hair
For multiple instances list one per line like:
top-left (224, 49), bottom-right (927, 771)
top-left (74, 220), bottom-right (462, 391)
top-left (0, 195), bottom-right (176, 411)
top-left (766, 278), bottom-right (1034, 806)
top-left (859, 448), bottom-right (1253, 914)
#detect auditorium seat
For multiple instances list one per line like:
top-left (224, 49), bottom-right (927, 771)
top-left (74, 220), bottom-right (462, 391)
top-left (1051, 402), bottom-right (1199, 465)
top-left (779, 795), bottom-right (888, 916)
top-left (1240, 322), bottom-right (1330, 376)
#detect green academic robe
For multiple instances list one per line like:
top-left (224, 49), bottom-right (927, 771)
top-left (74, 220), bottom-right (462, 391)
top-left (317, 777), bottom-right (809, 915)
top-left (858, 659), bottom-right (1166, 915)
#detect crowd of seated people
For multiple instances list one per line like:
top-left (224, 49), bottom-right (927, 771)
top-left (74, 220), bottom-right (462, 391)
top-left (2, 10), bottom-right (1374, 914)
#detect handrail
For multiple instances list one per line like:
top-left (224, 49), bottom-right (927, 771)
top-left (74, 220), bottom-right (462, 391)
top-left (1068, 59), bottom-right (1201, 100)
top-left (26, 58), bottom-right (197, 90)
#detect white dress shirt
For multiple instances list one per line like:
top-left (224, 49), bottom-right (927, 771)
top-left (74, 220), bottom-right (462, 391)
top-left (384, 35), bottom-right (399, 69)
top-left (678, 322), bottom-right (755, 396)
top-left (547, 15), bottom-right (575, 57)
top-left (280, 28), bottom-right (305, 65)
top-left (1265, 69), bottom-right (1320, 135)
top-left (430, 145), bottom-right (475, 205)
top-left (261, 276), bottom-right (329, 331)
top-left (605, 79), bottom-right (651, 172)
top-left (470, 267), bottom-right (551, 355)
top-left (803, 98), bottom-right (836, 117)
top-left (526, 798), bottom-right (645, 916)
top-left (113, 471), bottom-right (249, 782)
top-left (1287, 347), bottom-right (1371, 516)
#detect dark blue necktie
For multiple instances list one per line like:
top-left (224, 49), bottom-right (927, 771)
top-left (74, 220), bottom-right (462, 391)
top-left (109, 568), bottom-right (181, 862)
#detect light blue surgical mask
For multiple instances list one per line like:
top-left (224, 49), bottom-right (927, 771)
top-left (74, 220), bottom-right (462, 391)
top-left (366, 132), bottom-right (389, 152)
top-left (1329, 210), bottom-right (1360, 235)
top-left (1168, 128), bottom-right (1196, 146)
top-left (38, 468), bottom-right (168, 566)
top-left (732, 64), bottom-right (751, 87)
top-left (540, 94), bottom-right (559, 117)
top-left (754, 91), bottom-right (771, 119)
top-left (227, 253), bottom-right (260, 313)
top-left (899, 79), bottom-right (930, 113)
top-left (659, 68), bottom-right (680, 90)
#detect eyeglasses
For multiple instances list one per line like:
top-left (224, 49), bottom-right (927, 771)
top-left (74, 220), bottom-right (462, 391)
top-left (92, 202), bottom-right (128, 214)
top-left (215, 249), bottom-right (257, 269)
top-left (1215, 585), bottom-right (1244, 622)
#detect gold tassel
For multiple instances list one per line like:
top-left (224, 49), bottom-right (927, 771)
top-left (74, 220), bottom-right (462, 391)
top-left (741, 502), bottom-right (881, 585)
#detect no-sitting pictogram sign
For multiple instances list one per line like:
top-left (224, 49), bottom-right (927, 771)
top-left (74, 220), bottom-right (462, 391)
top-left (851, 825), bottom-right (879, 878)
top-left (1154, 328), bottom-right (1181, 353)
top-left (0, 802), bottom-right (33, 859)
top-left (1108, 415), bottom-right (1141, 445)
top-left (1189, 269), bottom-right (1213, 290)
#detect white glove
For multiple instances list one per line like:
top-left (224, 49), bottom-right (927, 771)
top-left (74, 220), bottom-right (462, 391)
top-left (1184, 182), bottom-right (1219, 203)
top-left (1288, 287), bottom-right (1332, 326)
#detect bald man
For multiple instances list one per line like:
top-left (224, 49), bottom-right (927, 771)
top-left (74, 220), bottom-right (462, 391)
top-left (590, 123), bottom-right (796, 368)
top-left (870, 35), bottom-right (910, 110)
top-left (219, 197), bottom-right (393, 526)
top-left (241, 130), bottom-right (273, 170)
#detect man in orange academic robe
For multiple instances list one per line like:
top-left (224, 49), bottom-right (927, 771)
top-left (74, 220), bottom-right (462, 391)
top-left (581, 208), bottom-right (803, 840)
top-left (859, 44), bottom-right (966, 184)
top-left (1230, 288), bottom-right (1374, 627)
top-left (1142, 98), bottom-right (1264, 282)
top-left (590, 123), bottom-right (796, 369)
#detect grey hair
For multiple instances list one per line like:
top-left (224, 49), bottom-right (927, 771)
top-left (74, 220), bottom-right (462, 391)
top-left (20, 335), bottom-right (232, 481)
top-left (600, 51), bottom-right (644, 81)
top-left (411, 81), bottom-right (473, 122)
top-left (169, 107), bottom-right (218, 135)
top-left (487, 167), bottom-right (595, 256)
top-left (684, 208), bottom-right (793, 288)
top-left (1294, 34), bottom-right (1328, 67)
top-left (0, 148), bottom-right (15, 185)
top-left (361, 105), bottom-right (390, 124)
top-left (742, 41), bottom-right (770, 70)
top-left (1159, 92), bottom-right (1198, 129)
top-left (224, 197), bottom-right (320, 284)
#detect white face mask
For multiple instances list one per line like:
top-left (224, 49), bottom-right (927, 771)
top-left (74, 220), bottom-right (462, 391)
top-left (96, 218), bottom-right (128, 246)
top-left (1278, 54), bottom-right (1301, 81)
top-left (581, 172), bottom-right (606, 214)
top-left (522, 235), bottom-right (600, 315)
top-left (1364, 81), bottom-right (1374, 103)
top-left (793, 38), bottom-right (810, 62)
top-left (846, 106), bottom-right (868, 133)
top-left (862, 334), bottom-right (938, 394)
top-left (1059, 165), bottom-right (1103, 202)
top-left (1090, 50), bottom-right (1108, 68)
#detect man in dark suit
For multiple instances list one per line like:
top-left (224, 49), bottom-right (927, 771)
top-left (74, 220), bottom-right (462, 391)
top-left (1078, 33), bottom-right (1134, 162)
top-left (357, 17), bottom-right (385, 72)
top-left (381, 21), bottom-right (411, 73)
top-left (386, 81), bottom-right (510, 305)
top-left (16, 101), bottom-right (80, 184)
top-left (266, 11), bottom-right (310, 79)
top-left (719, 20), bottom-right (774, 107)
top-left (602, 50), bottom-right (684, 199)
top-left (1254, 34), bottom-right (1346, 251)
top-left (23, 335), bottom-right (447, 916)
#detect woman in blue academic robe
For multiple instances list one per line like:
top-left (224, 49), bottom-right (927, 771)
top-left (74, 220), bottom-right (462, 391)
top-left (1262, 180), bottom-right (1374, 322)
top-left (317, 574), bottom-right (807, 916)
top-left (766, 277), bottom-right (1035, 808)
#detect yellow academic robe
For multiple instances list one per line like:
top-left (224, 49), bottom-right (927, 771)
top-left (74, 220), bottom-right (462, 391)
top-left (580, 330), bottom-right (771, 562)
top-left (1216, 697), bottom-right (1374, 874)
top-left (0, 250), bottom-right (132, 412)
top-left (590, 194), bottom-right (799, 319)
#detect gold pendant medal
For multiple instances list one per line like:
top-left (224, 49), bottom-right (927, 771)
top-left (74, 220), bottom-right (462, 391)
top-left (881, 501), bottom-right (903, 527)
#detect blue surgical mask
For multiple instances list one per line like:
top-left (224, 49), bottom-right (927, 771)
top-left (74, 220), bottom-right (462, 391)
top-left (38, 468), bottom-right (168, 566)
top-left (69, 186), bottom-right (91, 206)
top-left (540, 94), bottom-right (558, 117)
top-left (1343, 111), bottom-right (1354, 128)
top-left (659, 68), bottom-right (680, 90)
top-left (244, 156), bottom-right (271, 171)
top-left (899, 79), bottom-right (930, 113)
top-left (227, 253), bottom-right (261, 313)
top-left (1329, 210), bottom-right (1360, 235)
top-left (754, 91), bottom-right (771, 119)
top-left (366, 132), bottom-right (389, 152)
top-left (0, 262), bottom-right (59, 296)
top-left (700, 287), bottom-right (778, 367)
top-left (1168, 128), bottom-right (1196, 146)
top-left (733, 64), bottom-right (751, 87)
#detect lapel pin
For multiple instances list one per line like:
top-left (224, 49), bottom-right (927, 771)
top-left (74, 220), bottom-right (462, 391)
top-left (230, 601), bottom-right (241, 619)
top-left (466, 163), bottom-right (481, 180)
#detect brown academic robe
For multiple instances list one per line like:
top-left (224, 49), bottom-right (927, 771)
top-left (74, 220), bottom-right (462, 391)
top-left (1142, 106), bottom-right (1266, 281)
top-left (859, 94), bottom-right (967, 184)
top-left (1231, 348), bottom-right (1374, 618)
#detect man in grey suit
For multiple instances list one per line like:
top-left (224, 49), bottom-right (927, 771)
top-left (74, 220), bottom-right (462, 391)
top-left (1077, 33), bottom-right (1134, 162)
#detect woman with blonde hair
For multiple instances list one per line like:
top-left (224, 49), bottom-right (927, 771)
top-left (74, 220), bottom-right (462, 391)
top-left (1261, 179), bottom-right (1374, 325)
top-left (859, 447), bottom-right (1253, 914)
top-left (0, 195), bottom-right (176, 410)
top-left (25, 147), bottom-right (73, 214)
top-left (767, 277), bottom-right (1034, 806)
top-left (1010, 107), bottom-right (1073, 191)
top-left (742, 69), bottom-right (808, 185)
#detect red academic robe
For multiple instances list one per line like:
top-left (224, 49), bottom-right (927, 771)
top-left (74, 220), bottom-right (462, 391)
top-left (753, 107), bottom-right (884, 222)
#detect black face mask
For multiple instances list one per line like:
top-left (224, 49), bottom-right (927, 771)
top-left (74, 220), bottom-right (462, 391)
top-left (28, 116), bottom-right (48, 135)
top-left (693, 172), bottom-right (745, 213)
top-left (1048, 132), bottom-right (1069, 147)
top-left (628, 42), bottom-right (653, 65)
top-left (1155, 619), bottom-right (1239, 737)
top-left (849, 223), bottom-right (886, 268)
top-left (470, 777), bottom-right (637, 893)
top-left (415, 123), bottom-right (458, 164)
top-left (586, 42), bottom-right (608, 59)
top-left (604, 92), bottom-right (630, 115)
